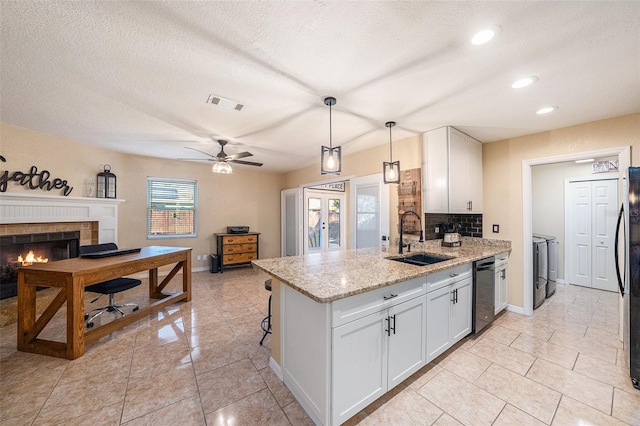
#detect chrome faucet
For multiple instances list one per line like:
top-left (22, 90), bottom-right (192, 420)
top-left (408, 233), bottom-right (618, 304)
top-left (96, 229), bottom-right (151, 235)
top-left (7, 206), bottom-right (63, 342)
top-left (399, 211), bottom-right (424, 254)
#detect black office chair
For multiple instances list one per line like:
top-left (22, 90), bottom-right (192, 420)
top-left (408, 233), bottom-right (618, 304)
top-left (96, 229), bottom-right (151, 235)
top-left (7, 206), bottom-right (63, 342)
top-left (80, 243), bottom-right (142, 328)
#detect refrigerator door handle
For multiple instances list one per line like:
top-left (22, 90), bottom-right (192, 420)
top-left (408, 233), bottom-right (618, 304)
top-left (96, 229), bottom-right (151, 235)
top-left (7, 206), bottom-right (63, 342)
top-left (615, 203), bottom-right (626, 296)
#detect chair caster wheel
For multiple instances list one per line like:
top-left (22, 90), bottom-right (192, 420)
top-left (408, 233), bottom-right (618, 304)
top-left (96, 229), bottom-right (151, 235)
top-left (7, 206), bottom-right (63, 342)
top-left (133, 307), bottom-right (139, 312)
top-left (86, 322), bottom-right (94, 328)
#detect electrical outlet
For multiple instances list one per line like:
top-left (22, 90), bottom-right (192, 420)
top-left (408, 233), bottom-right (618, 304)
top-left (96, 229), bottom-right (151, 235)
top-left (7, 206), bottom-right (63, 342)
top-left (435, 226), bottom-right (439, 233)
top-left (196, 255), bottom-right (201, 261)
top-left (493, 224), bottom-right (499, 233)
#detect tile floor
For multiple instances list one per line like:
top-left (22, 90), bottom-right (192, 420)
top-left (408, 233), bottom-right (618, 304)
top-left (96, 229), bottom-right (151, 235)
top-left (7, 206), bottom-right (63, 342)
top-left (1, 268), bottom-right (639, 425)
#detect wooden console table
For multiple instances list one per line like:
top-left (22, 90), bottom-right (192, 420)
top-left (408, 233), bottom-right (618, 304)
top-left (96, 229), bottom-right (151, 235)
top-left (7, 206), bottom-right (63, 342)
top-left (17, 246), bottom-right (191, 359)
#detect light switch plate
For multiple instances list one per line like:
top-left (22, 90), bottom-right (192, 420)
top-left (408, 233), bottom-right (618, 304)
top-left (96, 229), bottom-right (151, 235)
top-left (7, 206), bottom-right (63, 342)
top-left (492, 224), bottom-right (499, 233)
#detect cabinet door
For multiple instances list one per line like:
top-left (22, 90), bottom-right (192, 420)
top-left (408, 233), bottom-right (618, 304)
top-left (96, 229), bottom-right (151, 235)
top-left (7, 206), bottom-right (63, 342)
top-left (332, 310), bottom-right (387, 425)
top-left (467, 137), bottom-right (483, 213)
top-left (495, 268), bottom-right (502, 314)
top-left (423, 127), bottom-right (449, 213)
top-left (450, 277), bottom-right (473, 343)
top-left (448, 128), bottom-right (469, 213)
top-left (426, 286), bottom-right (451, 362)
top-left (499, 266), bottom-right (508, 313)
top-left (387, 296), bottom-right (426, 389)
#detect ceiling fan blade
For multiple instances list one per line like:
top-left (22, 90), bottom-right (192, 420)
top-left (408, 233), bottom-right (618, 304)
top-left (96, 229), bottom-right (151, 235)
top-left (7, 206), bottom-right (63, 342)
top-left (177, 158), bottom-right (216, 162)
top-left (226, 151), bottom-right (253, 160)
top-left (184, 146), bottom-right (215, 158)
top-left (230, 159), bottom-right (263, 167)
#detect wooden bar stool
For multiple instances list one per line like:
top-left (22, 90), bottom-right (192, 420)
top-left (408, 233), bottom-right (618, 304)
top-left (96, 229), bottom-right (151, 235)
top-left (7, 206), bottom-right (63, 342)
top-left (260, 279), bottom-right (272, 345)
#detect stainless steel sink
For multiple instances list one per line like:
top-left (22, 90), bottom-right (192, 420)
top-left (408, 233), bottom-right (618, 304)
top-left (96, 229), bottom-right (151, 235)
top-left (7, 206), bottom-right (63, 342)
top-left (389, 253), bottom-right (453, 266)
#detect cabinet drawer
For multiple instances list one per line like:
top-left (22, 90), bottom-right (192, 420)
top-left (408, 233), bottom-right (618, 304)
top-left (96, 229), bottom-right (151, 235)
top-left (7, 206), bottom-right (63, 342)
top-left (223, 243), bottom-right (257, 254)
top-left (332, 277), bottom-right (426, 327)
top-left (495, 252), bottom-right (509, 268)
top-left (224, 235), bottom-right (257, 244)
top-left (426, 263), bottom-right (472, 293)
top-left (223, 252), bottom-right (257, 265)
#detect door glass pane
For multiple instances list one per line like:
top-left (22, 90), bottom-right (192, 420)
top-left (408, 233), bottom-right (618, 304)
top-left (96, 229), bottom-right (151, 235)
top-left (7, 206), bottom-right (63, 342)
top-left (328, 198), bottom-right (341, 248)
top-left (308, 197), bottom-right (321, 250)
top-left (285, 193), bottom-right (297, 256)
top-left (356, 185), bottom-right (379, 248)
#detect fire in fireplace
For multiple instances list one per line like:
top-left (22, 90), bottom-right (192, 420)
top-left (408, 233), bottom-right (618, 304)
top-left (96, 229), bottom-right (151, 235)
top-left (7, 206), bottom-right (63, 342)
top-left (0, 231), bottom-right (80, 300)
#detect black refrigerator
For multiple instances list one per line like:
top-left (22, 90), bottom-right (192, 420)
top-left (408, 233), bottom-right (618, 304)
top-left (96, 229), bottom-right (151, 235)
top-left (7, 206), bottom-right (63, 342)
top-left (615, 166), bottom-right (640, 390)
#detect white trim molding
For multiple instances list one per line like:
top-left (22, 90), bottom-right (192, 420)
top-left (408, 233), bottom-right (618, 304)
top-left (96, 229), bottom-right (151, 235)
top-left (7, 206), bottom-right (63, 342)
top-left (0, 192), bottom-right (124, 244)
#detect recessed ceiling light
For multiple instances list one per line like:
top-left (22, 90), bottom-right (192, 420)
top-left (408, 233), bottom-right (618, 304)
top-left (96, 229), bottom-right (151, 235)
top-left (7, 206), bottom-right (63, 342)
top-left (512, 76), bottom-right (538, 89)
top-left (470, 25), bottom-right (501, 46)
top-left (536, 106), bottom-right (558, 115)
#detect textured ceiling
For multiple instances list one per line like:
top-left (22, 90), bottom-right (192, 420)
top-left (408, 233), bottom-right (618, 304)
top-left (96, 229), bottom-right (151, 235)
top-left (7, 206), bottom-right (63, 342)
top-left (1, 1), bottom-right (639, 172)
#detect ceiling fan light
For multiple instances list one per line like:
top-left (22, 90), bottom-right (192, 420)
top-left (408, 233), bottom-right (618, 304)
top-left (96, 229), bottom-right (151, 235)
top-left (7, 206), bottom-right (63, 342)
top-left (212, 161), bottom-right (232, 174)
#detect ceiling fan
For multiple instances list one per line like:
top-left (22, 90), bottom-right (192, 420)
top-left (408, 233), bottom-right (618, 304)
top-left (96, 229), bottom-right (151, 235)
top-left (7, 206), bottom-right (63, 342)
top-left (180, 140), bottom-right (263, 173)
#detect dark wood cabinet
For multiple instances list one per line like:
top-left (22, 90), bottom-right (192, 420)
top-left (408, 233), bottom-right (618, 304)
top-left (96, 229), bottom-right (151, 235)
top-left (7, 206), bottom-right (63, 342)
top-left (215, 232), bottom-right (260, 272)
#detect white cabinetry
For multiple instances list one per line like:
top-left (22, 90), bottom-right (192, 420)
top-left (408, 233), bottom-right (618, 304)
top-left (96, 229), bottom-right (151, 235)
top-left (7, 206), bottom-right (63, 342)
top-left (495, 252), bottom-right (509, 314)
top-left (425, 264), bottom-right (473, 362)
top-left (332, 281), bottom-right (426, 425)
top-left (423, 126), bottom-right (483, 214)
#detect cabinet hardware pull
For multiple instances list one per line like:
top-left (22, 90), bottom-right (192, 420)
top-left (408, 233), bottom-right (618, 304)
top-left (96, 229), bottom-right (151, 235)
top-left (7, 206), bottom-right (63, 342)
top-left (383, 294), bottom-right (398, 300)
top-left (449, 273), bottom-right (458, 278)
top-left (385, 317), bottom-right (391, 336)
top-left (455, 289), bottom-right (458, 304)
top-left (391, 315), bottom-right (396, 335)
top-left (501, 270), bottom-right (506, 279)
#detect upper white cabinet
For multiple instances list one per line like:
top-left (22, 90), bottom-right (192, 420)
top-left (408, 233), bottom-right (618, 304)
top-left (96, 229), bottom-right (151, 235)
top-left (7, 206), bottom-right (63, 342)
top-left (422, 126), bottom-right (483, 214)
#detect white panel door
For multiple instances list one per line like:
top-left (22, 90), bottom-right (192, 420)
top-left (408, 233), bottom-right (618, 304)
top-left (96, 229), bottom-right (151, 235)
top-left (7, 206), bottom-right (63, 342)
top-left (591, 179), bottom-right (618, 291)
top-left (450, 277), bottom-right (473, 342)
top-left (350, 174), bottom-right (389, 249)
top-left (570, 182), bottom-right (592, 286)
top-left (569, 179), bottom-right (618, 291)
top-left (281, 188), bottom-right (301, 256)
top-left (426, 286), bottom-right (451, 362)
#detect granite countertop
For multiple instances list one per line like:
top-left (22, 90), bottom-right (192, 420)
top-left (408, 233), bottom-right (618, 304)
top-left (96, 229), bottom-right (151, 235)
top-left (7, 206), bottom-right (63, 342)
top-left (252, 237), bottom-right (511, 303)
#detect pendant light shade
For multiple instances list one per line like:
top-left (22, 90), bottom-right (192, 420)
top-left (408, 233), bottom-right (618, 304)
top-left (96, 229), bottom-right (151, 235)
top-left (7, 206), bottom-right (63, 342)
top-left (321, 96), bottom-right (341, 175)
top-left (212, 161), bottom-right (232, 174)
top-left (383, 121), bottom-right (400, 184)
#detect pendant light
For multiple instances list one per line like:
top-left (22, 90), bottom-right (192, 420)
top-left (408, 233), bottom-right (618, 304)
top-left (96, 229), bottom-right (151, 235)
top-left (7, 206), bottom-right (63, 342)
top-left (321, 96), bottom-right (341, 175)
top-left (383, 121), bottom-right (400, 184)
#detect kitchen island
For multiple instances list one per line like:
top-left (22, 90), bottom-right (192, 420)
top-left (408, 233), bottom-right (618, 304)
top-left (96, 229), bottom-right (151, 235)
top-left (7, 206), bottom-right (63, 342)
top-left (252, 238), bottom-right (510, 425)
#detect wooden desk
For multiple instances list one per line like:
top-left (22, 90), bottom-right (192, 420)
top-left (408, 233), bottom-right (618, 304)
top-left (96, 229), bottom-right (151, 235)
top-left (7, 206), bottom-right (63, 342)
top-left (17, 246), bottom-right (192, 359)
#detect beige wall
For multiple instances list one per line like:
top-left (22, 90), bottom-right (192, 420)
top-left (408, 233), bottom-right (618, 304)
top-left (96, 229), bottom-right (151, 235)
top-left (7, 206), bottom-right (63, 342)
top-left (483, 113), bottom-right (640, 310)
top-left (0, 123), bottom-right (286, 267)
top-left (285, 134), bottom-right (423, 244)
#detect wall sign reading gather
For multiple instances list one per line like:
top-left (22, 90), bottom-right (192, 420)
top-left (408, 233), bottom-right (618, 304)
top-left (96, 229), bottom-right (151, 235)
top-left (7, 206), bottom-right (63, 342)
top-left (0, 155), bottom-right (74, 196)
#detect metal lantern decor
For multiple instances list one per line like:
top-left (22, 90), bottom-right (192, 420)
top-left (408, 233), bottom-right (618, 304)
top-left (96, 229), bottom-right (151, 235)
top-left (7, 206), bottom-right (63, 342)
top-left (96, 164), bottom-right (117, 198)
top-left (321, 96), bottom-right (342, 175)
top-left (383, 121), bottom-right (400, 184)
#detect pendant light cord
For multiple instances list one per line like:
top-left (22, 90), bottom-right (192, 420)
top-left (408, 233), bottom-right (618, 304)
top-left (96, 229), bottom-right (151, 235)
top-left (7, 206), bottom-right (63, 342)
top-left (389, 124), bottom-right (393, 162)
top-left (329, 102), bottom-right (333, 149)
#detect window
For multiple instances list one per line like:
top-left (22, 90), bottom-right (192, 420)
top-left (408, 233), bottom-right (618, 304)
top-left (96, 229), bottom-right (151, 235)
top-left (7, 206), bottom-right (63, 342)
top-left (147, 177), bottom-right (197, 238)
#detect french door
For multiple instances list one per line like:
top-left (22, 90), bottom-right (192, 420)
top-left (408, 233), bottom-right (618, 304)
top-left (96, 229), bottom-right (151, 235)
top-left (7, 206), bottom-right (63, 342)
top-left (304, 189), bottom-right (346, 254)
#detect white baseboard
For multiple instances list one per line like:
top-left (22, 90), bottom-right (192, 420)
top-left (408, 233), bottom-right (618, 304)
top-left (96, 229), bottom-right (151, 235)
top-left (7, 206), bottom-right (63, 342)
top-left (506, 304), bottom-right (527, 315)
top-left (269, 357), bottom-right (283, 381)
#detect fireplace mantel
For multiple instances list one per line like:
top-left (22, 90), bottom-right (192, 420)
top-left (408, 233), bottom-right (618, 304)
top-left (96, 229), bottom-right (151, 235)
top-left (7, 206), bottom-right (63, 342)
top-left (0, 193), bottom-right (124, 244)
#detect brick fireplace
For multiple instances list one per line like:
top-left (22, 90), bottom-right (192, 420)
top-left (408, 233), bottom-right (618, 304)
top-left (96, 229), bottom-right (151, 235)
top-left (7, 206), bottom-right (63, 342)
top-left (0, 192), bottom-right (123, 325)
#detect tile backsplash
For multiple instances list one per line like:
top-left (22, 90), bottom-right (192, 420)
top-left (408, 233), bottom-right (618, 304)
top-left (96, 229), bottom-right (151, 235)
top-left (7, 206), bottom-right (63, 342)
top-left (424, 213), bottom-right (483, 240)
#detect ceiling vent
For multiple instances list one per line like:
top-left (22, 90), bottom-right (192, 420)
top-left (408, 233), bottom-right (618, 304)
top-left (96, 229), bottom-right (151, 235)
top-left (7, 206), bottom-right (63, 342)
top-left (206, 94), bottom-right (244, 111)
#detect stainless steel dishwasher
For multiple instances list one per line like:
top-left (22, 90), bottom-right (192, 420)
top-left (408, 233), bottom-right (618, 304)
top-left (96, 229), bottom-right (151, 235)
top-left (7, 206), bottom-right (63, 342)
top-left (473, 256), bottom-right (496, 333)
